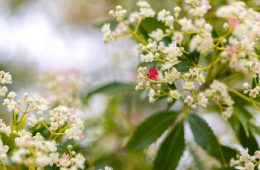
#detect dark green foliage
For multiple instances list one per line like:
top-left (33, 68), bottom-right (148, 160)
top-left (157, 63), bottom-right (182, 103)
top-left (127, 110), bottom-right (178, 152)
top-left (188, 114), bottom-right (226, 165)
top-left (153, 122), bottom-right (185, 170)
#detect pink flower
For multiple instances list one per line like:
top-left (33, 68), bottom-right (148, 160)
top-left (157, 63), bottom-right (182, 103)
top-left (226, 45), bottom-right (237, 55)
top-left (114, 23), bottom-right (127, 34)
top-left (147, 67), bottom-right (158, 80)
top-left (202, 0), bottom-right (211, 9)
top-left (228, 17), bottom-right (240, 28)
top-left (59, 154), bottom-right (70, 167)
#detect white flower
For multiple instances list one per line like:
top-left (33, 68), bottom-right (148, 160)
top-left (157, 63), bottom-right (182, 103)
top-left (178, 18), bottom-right (194, 31)
top-left (49, 153), bottom-right (59, 166)
top-left (165, 68), bottom-right (181, 83)
top-left (148, 89), bottom-right (156, 103)
top-left (0, 119), bottom-right (11, 136)
top-left (254, 151), bottom-right (260, 159)
top-left (71, 153), bottom-right (85, 169)
top-left (184, 81), bottom-right (195, 90)
top-left (197, 74), bottom-right (205, 84)
top-left (197, 93), bottom-right (208, 107)
top-left (157, 9), bottom-right (174, 28)
top-left (59, 154), bottom-right (71, 167)
top-left (243, 82), bottom-right (249, 88)
top-left (222, 107), bottom-right (233, 119)
top-left (114, 23), bottom-right (128, 35)
top-left (65, 125), bottom-right (83, 141)
top-left (249, 89), bottom-right (259, 98)
top-left (244, 161), bottom-right (254, 170)
top-left (129, 12), bottom-right (140, 23)
top-left (164, 42), bottom-right (183, 59)
top-left (0, 71), bottom-right (12, 85)
top-left (184, 96), bottom-right (194, 106)
top-left (11, 148), bottom-right (29, 163)
top-left (172, 32), bottom-right (184, 43)
top-left (0, 140), bottom-right (9, 161)
top-left (27, 114), bottom-right (38, 127)
top-left (44, 141), bottom-right (57, 152)
top-left (109, 5), bottom-right (127, 20)
top-left (136, 0), bottom-right (150, 8)
top-left (189, 33), bottom-right (213, 52)
top-left (169, 90), bottom-right (181, 99)
top-left (0, 86), bottom-right (8, 97)
top-left (204, 23), bottom-right (212, 32)
top-left (7, 91), bottom-right (16, 99)
top-left (34, 98), bottom-right (49, 111)
top-left (137, 0), bottom-right (155, 18)
top-left (140, 52), bottom-right (154, 62)
top-left (150, 29), bottom-right (164, 41)
top-left (189, 68), bottom-right (199, 76)
top-left (3, 99), bottom-right (17, 112)
top-left (49, 106), bottom-right (71, 131)
top-left (36, 154), bottom-right (50, 167)
top-left (102, 24), bottom-right (114, 43)
top-left (162, 62), bottom-right (173, 70)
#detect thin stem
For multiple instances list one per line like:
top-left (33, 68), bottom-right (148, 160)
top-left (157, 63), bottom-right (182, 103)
top-left (1, 161), bottom-right (7, 170)
top-left (229, 89), bottom-right (260, 110)
top-left (41, 122), bottom-right (52, 133)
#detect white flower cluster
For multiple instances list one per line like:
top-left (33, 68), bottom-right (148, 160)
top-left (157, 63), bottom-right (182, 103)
top-left (230, 149), bottom-right (260, 170)
top-left (217, 2), bottom-right (260, 93)
top-left (103, 0), bottom-right (259, 118)
top-left (102, 0), bottom-right (156, 43)
top-left (185, 0), bottom-right (211, 17)
top-left (0, 71), bottom-right (11, 97)
top-left (11, 131), bottom-right (85, 169)
top-left (3, 92), bottom-right (48, 114)
top-left (205, 80), bottom-right (234, 119)
top-left (0, 119), bottom-right (11, 136)
top-left (0, 140), bottom-right (8, 162)
top-left (40, 70), bottom-right (88, 110)
top-left (136, 0), bottom-right (155, 18)
top-left (0, 70), bottom-right (87, 169)
top-left (243, 83), bottom-right (260, 98)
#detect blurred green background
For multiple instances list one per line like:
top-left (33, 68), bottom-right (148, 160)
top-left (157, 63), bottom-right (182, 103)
top-left (0, 0), bottom-right (259, 169)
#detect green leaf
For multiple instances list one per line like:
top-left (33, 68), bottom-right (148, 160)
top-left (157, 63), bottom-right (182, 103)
top-left (252, 74), bottom-right (259, 88)
top-left (174, 61), bottom-right (193, 72)
top-left (212, 28), bottom-right (220, 38)
top-left (233, 107), bottom-right (252, 137)
top-left (187, 51), bottom-right (201, 65)
top-left (57, 139), bottom-right (75, 153)
top-left (138, 17), bottom-right (167, 39)
top-left (229, 107), bottom-right (258, 155)
top-left (166, 100), bottom-right (176, 110)
top-left (127, 110), bottom-right (178, 152)
top-left (85, 82), bottom-right (135, 100)
top-left (220, 145), bottom-right (238, 163)
top-left (45, 165), bottom-right (59, 170)
top-left (254, 45), bottom-right (260, 55)
top-left (188, 114), bottom-right (226, 165)
top-left (238, 125), bottom-right (258, 155)
top-left (153, 122), bottom-right (185, 170)
top-left (250, 124), bottom-right (260, 134)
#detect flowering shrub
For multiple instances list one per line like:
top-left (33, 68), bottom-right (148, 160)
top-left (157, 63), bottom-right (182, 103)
top-left (103, 0), bottom-right (260, 169)
top-left (0, 71), bottom-right (114, 170)
top-left (231, 149), bottom-right (260, 170)
top-left (0, 71), bottom-right (86, 169)
top-left (40, 69), bottom-right (87, 106)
